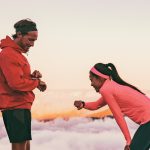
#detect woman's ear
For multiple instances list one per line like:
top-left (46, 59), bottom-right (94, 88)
top-left (99, 77), bottom-right (106, 83)
top-left (97, 76), bottom-right (102, 82)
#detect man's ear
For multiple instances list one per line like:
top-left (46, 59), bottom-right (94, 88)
top-left (16, 31), bottom-right (22, 38)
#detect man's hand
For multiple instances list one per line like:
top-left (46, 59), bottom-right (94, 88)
top-left (74, 100), bottom-right (85, 110)
top-left (31, 70), bottom-right (42, 79)
top-left (37, 80), bottom-right (47, 92)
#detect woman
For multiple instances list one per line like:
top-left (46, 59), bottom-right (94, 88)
top-left (74, 63), bottom-right (150, 150)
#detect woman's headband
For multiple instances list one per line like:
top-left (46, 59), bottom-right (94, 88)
top-left (90, 67), bottom-right (109, 79)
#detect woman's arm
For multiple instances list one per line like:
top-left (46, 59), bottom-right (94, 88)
top-left (74, 97), bottom-right (106, 110)
top-left (84, 97), bottom-right (106, 110)
top-left (101, 89), bottom-right (131, 145)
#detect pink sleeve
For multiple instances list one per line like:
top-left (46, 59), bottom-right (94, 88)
top-left (84, 97), bottom-right (106, 110)
top-left (101, 89), bottom-right (131, 145)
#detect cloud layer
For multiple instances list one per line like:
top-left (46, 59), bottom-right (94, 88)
top-left (0, 117), bottom-right (138, 150)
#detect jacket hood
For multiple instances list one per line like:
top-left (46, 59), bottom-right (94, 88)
top-left (0, 36), bottom-right (22, 52)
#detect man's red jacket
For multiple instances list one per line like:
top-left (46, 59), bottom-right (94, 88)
top-left (0, 36), bottom-right (39, 110)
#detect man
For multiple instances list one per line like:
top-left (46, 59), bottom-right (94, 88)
top-left (0, 19), bottom-right (47, 150)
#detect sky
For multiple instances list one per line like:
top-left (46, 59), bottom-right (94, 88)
top-left (0, 0), bottom-right (150, 118)
top-left (0, 1), bottom-right (150, 149)
top-left (0, 117), bottom-right (139, 150)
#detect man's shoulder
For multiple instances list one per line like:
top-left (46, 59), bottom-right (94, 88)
top-left (0, 47), bottom-right (18, 57)
top-left (0, 48), bottom-right (21, 64)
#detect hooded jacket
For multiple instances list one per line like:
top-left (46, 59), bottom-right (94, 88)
top-left (0, 36), bottom-right (39, 110)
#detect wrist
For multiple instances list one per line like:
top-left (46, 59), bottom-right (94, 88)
top-left (37, 79), bottom-right (41, 87)
top-left (81, 101), bottom-right (85, 108)
top-left (126, 140), bottom-right (131, 146)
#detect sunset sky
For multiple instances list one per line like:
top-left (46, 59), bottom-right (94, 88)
top-left (0, 0), bottom-right (150, 119)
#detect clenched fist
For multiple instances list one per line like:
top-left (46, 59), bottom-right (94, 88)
top-left (31, 70), bottom-right (42, 79)
top-left (37, 80), bottom-right (47, 92)
top-left (74, 100), bottom-right (85, 110)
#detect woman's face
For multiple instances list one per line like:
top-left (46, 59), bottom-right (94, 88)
top-left (89, 73), bottom-right (105, 92)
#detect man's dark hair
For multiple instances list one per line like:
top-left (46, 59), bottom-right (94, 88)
top-left (12, 18), bottom-right (37, 39)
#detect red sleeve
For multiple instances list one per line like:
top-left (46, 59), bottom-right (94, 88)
top-left (84, 97), bottom-right (107, 110)
top-left (101, 88), bottom-right (131, 145)
top-left (0, 54), bottom-right (39, 92)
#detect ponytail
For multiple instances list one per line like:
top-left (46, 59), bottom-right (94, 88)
top-left (106, 63), bottom-right (145, 95)
top-left (93, 63), bottom-right (145, 95)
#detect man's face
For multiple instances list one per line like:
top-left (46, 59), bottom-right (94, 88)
top-left (89, 73), bottom-right (104, 92)
top-left (19, 31), bottom-right (38, 53)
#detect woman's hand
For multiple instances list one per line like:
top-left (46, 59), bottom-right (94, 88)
top-left (124, 145), bottom-right (130, 150)
top-left (74, 100), bottom-right (85, 110)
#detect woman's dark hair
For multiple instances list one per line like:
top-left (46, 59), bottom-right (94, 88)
top-left (90, 63), bottom-right (145, 95)
top-left (12, 18), bottom-right (37, 39)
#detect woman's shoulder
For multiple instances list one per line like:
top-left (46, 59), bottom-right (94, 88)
top-left (100, 79), bottom-right (116, 94)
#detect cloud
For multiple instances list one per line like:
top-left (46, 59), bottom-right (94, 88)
top-left (0, 117), bottom-right (138, 150)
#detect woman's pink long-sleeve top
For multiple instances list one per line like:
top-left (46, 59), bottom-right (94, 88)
top-left (84, 79), bottom-right (150, 145)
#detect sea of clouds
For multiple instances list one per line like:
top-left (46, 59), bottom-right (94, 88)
top-left (0, 117), bottom-right (139, 150)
